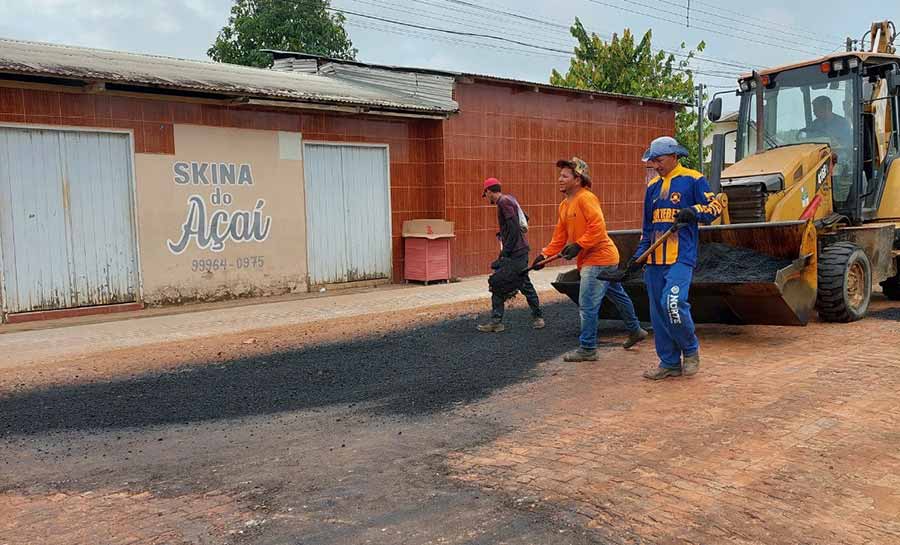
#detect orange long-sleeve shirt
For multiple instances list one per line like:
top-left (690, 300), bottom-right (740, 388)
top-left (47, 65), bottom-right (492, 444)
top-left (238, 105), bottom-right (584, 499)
top-left (542, 189), bottom-right (619, 268)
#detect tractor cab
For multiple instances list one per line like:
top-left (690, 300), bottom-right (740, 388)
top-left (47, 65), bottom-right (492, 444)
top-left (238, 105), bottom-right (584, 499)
top-left (708, 49), bottom-right (900, 226)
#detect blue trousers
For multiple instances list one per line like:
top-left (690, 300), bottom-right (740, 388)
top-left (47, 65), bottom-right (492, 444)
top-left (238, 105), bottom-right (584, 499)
top-left (644, 263), bottom-right (699, 369)
top-left (579, 265), bottom-right (642, 350)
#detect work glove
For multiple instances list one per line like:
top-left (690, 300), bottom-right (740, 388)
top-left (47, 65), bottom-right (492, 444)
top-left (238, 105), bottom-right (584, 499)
top-left (531, 254), bottom-right (547, 271)
top-left (491, 254), bottom-right (509, 270)
top-left (561, 243), bottom-right (582, 260)
top-left (675, 207), bottom-right (697, 225)
top-left (624, 256), bottom-right (642, 273)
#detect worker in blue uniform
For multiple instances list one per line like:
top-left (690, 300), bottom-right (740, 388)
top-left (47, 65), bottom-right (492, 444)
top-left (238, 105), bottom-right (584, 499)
top-left (628, 137), bottom-right (723, 380)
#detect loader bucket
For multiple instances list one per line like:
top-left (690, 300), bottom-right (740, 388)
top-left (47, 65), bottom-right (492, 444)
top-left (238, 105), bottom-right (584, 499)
top-left (551, 220), bottom-right (819, 326)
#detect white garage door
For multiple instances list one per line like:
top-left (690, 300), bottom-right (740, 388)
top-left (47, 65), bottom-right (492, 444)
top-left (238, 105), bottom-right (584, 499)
top-left (303, 143), bottom-right (392, 285)
top-left (0, 127), bottom-right (140, 314)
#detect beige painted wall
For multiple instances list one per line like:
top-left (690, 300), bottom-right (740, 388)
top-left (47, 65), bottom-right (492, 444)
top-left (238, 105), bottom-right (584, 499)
top-left (135, 124), bottom-right (307, 305)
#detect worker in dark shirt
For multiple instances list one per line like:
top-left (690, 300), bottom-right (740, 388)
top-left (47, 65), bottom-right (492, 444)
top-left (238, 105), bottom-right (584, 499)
top-left (478, 178), bottom-right (544, 332)
top-left (808, 96), bottom-right (852, 149)
top-left (808, 95), bottom-right (853, 201)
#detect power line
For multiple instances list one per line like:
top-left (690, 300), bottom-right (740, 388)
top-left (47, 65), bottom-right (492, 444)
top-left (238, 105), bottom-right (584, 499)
top-left (430, 0), bottom-right (757, 70)
top-left (440, 0), bottom-right (571, 31)
top-left (690, 0), bottom-right (847, 43)
top-left (606, 0), bottom-right (828, 55)
top-left (343, 20), bottom-right (569, 59)
top-left (652, 0), bottom-right (841, 49)
top-left (335, 7), bottom-right (740, 82)
top-left (330, 7), bottom-right (574, 54)
top-left (588, 0), bottom-right (825, 57)
top-left (341, 0), bottom-right (575, 51)
top-left (429, 0), bottom-right (752, 71)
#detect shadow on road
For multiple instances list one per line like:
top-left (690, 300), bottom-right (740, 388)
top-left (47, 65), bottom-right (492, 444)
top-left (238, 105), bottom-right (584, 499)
top-left (868, 306), bottom-right (900, 321)
top-left (1, 301), bottom-right (607, 437)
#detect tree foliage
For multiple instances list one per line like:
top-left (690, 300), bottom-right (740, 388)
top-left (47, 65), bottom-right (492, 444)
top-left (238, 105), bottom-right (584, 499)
top-left (208, 0), bottom-right (356, 68)
top-left (551, 19), bottom-right (709, 170)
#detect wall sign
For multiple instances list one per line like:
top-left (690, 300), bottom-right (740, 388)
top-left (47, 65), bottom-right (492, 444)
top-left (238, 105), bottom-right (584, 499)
top-left (166, 161), bottom-right (273, 255)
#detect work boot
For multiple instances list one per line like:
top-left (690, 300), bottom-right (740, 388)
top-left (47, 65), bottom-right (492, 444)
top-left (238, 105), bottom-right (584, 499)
top-left (563, 348), bottom-right (599, 362)
top-left (682, 353), bottom-right (700, 376)
top-left (477, 322), bottom-right (505, 333)
top-left (623, 328), bottom-right (649, 349)
top-left (642, 365), bottom-right (682, 380)
top-left (532, 317), bottom-right (546, 330)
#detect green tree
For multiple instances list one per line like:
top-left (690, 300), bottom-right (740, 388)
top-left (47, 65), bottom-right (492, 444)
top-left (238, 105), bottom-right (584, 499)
top-left (551, 19), bottom-right (709, 170)
top-left (208, 0), bottom-right (356, 68)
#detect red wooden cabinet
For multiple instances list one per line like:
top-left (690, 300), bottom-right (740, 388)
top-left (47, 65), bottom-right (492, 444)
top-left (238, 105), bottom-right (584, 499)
top-left (402, 219), bottom-right (454, 283)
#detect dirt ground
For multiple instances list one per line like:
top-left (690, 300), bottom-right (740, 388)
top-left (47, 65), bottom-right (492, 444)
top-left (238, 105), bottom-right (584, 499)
top-left (2, 291), bottom-right (899, 544)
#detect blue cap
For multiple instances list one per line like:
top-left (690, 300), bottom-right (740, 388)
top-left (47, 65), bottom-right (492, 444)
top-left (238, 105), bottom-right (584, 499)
top-left (642, 136), bottom-right (689, 162)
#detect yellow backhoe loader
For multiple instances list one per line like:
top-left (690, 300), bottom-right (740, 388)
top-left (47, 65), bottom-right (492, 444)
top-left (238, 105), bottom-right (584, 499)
top-left (554, 21), bottom-right (900, 325)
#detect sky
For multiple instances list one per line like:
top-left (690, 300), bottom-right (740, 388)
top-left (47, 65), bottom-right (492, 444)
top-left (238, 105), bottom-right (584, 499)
top-left (0, 0), bottom-right (895, 113)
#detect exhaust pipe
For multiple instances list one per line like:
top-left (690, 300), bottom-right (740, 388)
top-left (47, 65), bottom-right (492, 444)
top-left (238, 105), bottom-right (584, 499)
top-left (754, 70), bottom-right (765, 154)
top-left (708, 133), bottom-right (726, 193)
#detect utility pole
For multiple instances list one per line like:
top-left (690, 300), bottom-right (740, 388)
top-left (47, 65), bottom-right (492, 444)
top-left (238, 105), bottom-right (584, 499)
top-left (686, 0), bottom-right (691, 27)
top-left (695, 82), bottom-right (705, 170)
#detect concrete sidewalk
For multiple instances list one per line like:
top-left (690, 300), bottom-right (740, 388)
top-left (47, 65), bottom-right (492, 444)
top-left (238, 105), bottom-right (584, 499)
top-left (0, 268), bottom-right (566, 368)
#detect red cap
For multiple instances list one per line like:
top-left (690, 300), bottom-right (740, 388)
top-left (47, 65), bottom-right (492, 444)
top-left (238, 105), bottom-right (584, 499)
top-left (482, 177), bottom-right (501, 194)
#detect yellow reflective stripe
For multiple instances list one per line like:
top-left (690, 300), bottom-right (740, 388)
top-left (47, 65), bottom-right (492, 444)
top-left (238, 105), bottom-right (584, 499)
top-left (665, 234), bottom-right (679, 264)
top-left (693, 201), bottom-right (724, 216)
top-left (653, 243), bottom-right (665, 264)
top-left (660, 176), bottom-right (672, 200)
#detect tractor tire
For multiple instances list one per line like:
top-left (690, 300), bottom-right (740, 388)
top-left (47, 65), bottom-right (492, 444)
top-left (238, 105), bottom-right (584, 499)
top-left (881, 273), bottom-right (900, 300)
top-left (816, 242), bottom-right (872, 322)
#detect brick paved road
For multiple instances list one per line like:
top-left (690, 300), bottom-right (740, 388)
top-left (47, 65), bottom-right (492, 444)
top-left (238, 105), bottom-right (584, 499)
top-left (1, 283), bottom-right (899, 545)
top-left (450, 300), bottom-right (900, 545)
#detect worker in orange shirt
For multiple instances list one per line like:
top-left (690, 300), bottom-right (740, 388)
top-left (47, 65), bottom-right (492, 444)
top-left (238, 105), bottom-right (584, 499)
top-left (533, 157), bottom-right (647, 362)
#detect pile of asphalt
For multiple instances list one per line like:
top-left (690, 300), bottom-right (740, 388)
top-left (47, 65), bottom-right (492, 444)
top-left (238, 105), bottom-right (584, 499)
top-left (693, 243), bottom-right (793, 283)
top-left (618, 242), bottom-right (792, 284)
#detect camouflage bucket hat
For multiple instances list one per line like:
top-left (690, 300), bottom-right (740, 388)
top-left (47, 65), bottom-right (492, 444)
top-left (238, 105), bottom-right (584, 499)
top-left (556, 156), bottom-right (591, 184)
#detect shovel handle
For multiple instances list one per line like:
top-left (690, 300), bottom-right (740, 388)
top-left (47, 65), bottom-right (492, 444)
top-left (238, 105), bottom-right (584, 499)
top-left (521, 253), bottom-right (563, 275)
top-left (633, 223), bottom-right (682, 266)
top-left (596, 223), bottom-right (683, 282)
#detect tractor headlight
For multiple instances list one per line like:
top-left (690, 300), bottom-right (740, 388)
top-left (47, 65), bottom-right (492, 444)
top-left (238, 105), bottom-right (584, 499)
top-left (721, 174), bottom-right (785, 193)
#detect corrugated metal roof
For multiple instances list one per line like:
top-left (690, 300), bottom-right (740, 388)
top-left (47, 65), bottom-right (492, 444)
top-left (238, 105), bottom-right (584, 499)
top-left (270, 57), bottom-right (457, 112)
top-left (266, 50), bottom-right (685, 108)
top-left (0, 37), bottom-right (458, 114)
top-left (465, 73), bottom-right (687, 107)
top-left (266, 50), bottom-right (461, 77)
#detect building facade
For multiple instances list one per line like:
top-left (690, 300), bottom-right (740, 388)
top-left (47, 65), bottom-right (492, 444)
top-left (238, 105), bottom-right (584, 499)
top-left (0, 39), bottom-right (678, 322)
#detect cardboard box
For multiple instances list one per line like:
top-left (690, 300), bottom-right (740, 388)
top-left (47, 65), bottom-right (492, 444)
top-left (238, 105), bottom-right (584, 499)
top-left (401, 219), bottom-right (455, 239)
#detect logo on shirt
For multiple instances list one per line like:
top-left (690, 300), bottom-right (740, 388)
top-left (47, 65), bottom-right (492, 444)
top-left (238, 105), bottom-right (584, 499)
top-left (670, 192), bottom-right (682, 205)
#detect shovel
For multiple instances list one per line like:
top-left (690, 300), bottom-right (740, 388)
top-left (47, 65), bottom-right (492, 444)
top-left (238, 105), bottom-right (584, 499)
top-left (488, 253), bottom-right (564, 299)
top-left (596, 223), bottom-right (683, 282)
top-left (520, 253), bottom-right (564, 275)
